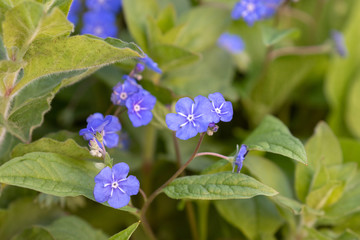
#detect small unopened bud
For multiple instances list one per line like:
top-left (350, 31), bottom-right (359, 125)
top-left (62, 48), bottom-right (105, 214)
top-left (135, 63), bottom-right (145, 73)
top-left (207, 123), bottom-right (219, 136)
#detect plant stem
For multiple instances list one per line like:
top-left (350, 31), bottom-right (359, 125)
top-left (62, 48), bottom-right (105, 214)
top-left (195, 152), bottom-right (229, 160)
top-left (140, 133), bottom-right (206, 239)
top-left (268, 44), bottom-right (331, 60)
top-left (186, 201), bottom-right (199, 240)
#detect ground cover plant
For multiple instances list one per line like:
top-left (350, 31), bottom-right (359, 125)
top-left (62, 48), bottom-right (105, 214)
top-left (1, 0), bottom-right (360, 239)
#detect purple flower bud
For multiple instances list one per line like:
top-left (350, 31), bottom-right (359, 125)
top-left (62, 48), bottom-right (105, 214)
top-left (233, 144), bottom-right (248, 173)
top-left (135, 63), bottom-right (145, 73)
top-left (218, 33), bottom-right (245, 54)
top-left (331, 30), bottom-right (347, 58)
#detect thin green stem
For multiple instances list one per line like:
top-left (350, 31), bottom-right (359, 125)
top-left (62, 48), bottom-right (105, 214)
top-left (268, 44), bottom-right (331, 60)
top-left (185, 201), bottom-right (199, 240)
top-left (140, 133), bottom-right (206, 239)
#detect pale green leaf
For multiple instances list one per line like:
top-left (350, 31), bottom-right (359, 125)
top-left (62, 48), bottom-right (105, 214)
top-left (337, 229), bottom-right (360, 240)
top-left (0, 152), bottom-right (137, 213)
top-left (345, 73), bottom-right (360, 138)
top-left (325, 1), bottom-right (360, 135)
top-left (108, 222), bottom-right (140, 240)
top-left (156, 4), bottom-right (176, 33)
top-left (306, 181), bottom-right (344, 210)
top-left (3, 1), bottom-right (73, 58)
top-left (243, 115), bottom-right (307, 164)
top-left (150, 101), bottom-right (169, 129)
top-left (11, 138), bottom-right (92, 160)
top-left (175, 6), bottom-right (230, 52)
top-left (273, 195), bottom-right (303, 215)
top-left (151, 44), bottom-right (200, 71)
top-left (122, 0), bottom-right (158, 50)
top-left (305, 227), bottom-right (333, 240)
top-left (163, 172), bottom-right (278, 200)
top-left (261, 26), bottom-right (299, 46)
top-left (214, 197), bottom-right (284, 240)
top-left (340, 138), bottom-right (360, 164)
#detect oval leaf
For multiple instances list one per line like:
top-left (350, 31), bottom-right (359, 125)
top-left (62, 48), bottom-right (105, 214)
top-left (243, 115), bottom-right (307, 165)
top-left (163, 172), bottom-right (278, 200)
top-left (109, 222), bottom-right (140, 240)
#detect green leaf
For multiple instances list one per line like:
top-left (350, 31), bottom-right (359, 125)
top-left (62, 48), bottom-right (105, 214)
top-left (261, 26), bottom-right (299, 46)
top-left (273, 195), bottom-right (303, 215)
top-left (245, 156), bottom-right (293, 198)
top-left (0, 197), bottom-right (63, 240)
top-left (175, 6), bottom-right (230, 52)
top-left (325, 0), bottom-right (360, 135)
top-left (150, 101), bottom-right (170, 129)
top-left (345, 72), bottom-right (360, 138)
top-left (11, 138), bottom-right (92, 160)
top-left (305, 227), bottom-right (333, 240)
top-left (214, 197), bottom-right (284, 240)
top-left (243, 115), bottom-right (307, 165)
top-left (3, 1), bottom-right (73, 59)
top-left (151, 44), bottom-right (200, 71)
top-left (108, 222), bottom-right (140, 240)
top-left (122, 0), bottom-right (158, 50)
top-left (0, 152), bottom-right (137, 213)
top-left (163, 172), bottom-right (278, 200)
top-left (44, 216), bottom-right (107, 240)
top-left (337, 229), bottom-right (360, 240)
top-left (340, 138), bottom-right (360, 164)
top-left (306, 181), bottom-right (344, 210)
top-left (156, 4), bottom-right (176, 33)
top-left (12, 227), bottom-right (54, 240)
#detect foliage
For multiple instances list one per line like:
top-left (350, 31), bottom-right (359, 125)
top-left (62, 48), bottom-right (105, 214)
top-left (1, 0), bottom-right (360, 239)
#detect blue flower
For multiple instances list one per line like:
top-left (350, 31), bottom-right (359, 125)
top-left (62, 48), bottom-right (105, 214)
top-left (94, 162), bottom-right (139, 209)
top-left (86, 0), bottom-right (122, 13)
top-left (233, 144), bottom-right (248, 173)
top-left (231, 0), bottom-right (282, 26)
top-left (126, 90), bottom-right (156, 127)
top-left (135, 63), bottom-right (145, 73)
top-left (208, 92), bottom-right (233, 123)
top-left (81, 11), bottom-right (118, 38)
top-left (331, 30), bottom-right (347, 57)
top-left (67, 0), bottom-right (82, 24)
top-left (166, 96), bottom-right (217, 140)
top-left (111, 79), bottom-right (140, 106)
top-left (138, 54), bottom-right (162, 74)
top-left (79, 113), bottom-right (121, 148)
top-left (217, 33), bottom-right (245, 54)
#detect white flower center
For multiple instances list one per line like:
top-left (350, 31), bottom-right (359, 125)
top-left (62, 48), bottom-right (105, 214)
top-left (187, 114), bottom-right (194, 122)
top-left (94, 26), bottom-right (103, 35)
top-left (247, 3), bottom-right (255, 12)
top-left (215, 108), bottom-right (221, 114)
top-left (120, 92), bottom-right (127, 100)
top-left (134, 104), bottom-right (141, 112)
top-left (112, 181), bottom-right (119, 189)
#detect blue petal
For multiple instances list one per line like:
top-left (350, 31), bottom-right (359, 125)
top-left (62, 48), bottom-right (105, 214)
top-left (104, 115), bottom-right (121, 132)
top-left (219, 102), bottom-right (233, 122)
top-left (194, 95), bottom-right (217, 124)
top-left (119, 175), bottom-right (140, 196)
top-left (166, 113), bottom-right (187, 131)
top-left (103, 133), bottom-right (119, 148)
top-left (128, 110), bottom-right (153, 127)
top-left (93, 183), bottom-right (111, 203)
top-left (176, 122), bottom-right (198, 140)
top-left (94, 166), bottom-right (112, 183)
top-left (175, 97), bottom-right (193, 116)
top-left (140, 93), bottom-right (156, 110)
top-left (87, 113), bottom-right (104, 123)
top-left (107, 189), bottom-right (130, 209)
top-left (208, 92), bottom-right (225, 108)
top-left (112, 162), bottom-right (130, 180)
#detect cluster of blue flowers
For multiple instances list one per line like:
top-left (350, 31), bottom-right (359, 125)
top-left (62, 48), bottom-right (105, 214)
top-left (166, 93), bottom-right (233, 140)
top-left (232, 0), bottom-right (283, 26)
top-left (68, 0), bottom-right (122, 38)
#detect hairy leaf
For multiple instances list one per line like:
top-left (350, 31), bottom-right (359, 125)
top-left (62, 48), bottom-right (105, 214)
top-left (244, 115), bottom-right (307, 164)
top-left (163, 172), bottom-right (278, 200)
top-left (108, 222), bottom-right (140, 240)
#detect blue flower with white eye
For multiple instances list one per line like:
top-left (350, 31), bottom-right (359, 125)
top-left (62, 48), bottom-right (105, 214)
top-left (218, 33), bottom-right (245, 54)
top-left (233, 144), bottom-right (248, 173)
top-left (166, 96), bottom-right (217, 140)
top-left (138, 54), bottom-right (162, 74)
top-left (126, 90), bottom-right (156, 127)
top-left (111, 80), bottom-right (140, 106)
top-left (86, 0), bottom-right (122, 13)
top-left (231, 0), bottom-right (282, 26)
top-left (81, 11), bottom-right (118, 38)
top-left (331, 30), bottom-right (347, 58)
top-left (67, 0), bottom-right (82, 24)
top-left (79, 113), bottom-right (121, 148)
top-left (208, 92), bottom-right (234, 123)
top-left (94, 162), bottom-right (139, 209)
